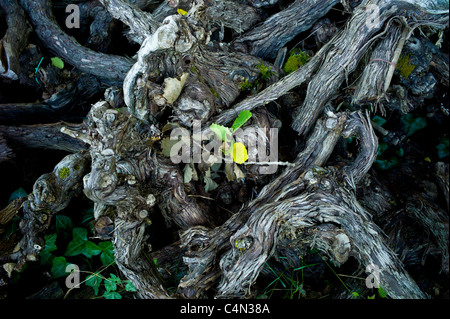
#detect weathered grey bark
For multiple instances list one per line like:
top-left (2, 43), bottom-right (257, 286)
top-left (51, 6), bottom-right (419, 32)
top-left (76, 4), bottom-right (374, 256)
top-left (19, 0), bottom-right (133, 81)
top-left (98, 0), bottom-right (161, 44)
top-left (291, 0), bottom-right (449, 137)
top-left (1, 0), bottom-right (447, 300)
top-left (9, 152), bottom-right (90, 270)
top-left (121, 8), bottom-right (279, 125)
top-left (233, 0), bottom-right (339, 59)
top-left (0, 123), bottom-right (88, 153)
top-left (436, 162), bottom-right (449, 211)
top-left (406, 198), bottom-right (449, 274)
top-left (0, 0), bottom-right (32, 81)
top-left (179, 110), bottom-right (425, 299)
top-left (0, 135), bottom-right (14, 163)
top-left (0, 103), bottom-right (59, 125)
top-left (352, 22), bottom-right (404, 111)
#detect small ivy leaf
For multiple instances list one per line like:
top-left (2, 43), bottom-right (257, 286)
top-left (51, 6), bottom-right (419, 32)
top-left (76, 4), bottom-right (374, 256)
top-left (377, 142), bottom-right (389, 157)
top-left (43, 233), bottom-right (57, 253)
top-left (375, 157), bottom-right (400, 171)
top-left (204, 176), bottom-right (218, 193)
top-left (103, 291), bottom-right (122, 299)
top-left (231, 110), bottom-right (252, 132)
top-left (204, 169), bottom-right (218, 192)
top-left (51, 257), bottom-right (71, 278)
top-left (83, 241), bottom-right (102, 257)
top-left (8, 187), bottom-right (27, 203)
top-left (51, 57), bottom-right (64, 69)
top-left (224, 162), bottom-right (236, 181)
top-left (160, 137), bottom-right (179, 158)
top-left (82, 207), bottom-right (94, 224)
top-left (233, 163), bottom-right (246, 180)
top-left (161, 122), bottom-right (178, 133)
top-left (177, 8), bottom-right (187, 15)
top-left (40, 233), bottom-right (57, 266)
top-left (104, 275), bottom-right (118, 292)
top-left (436, 138), bottom-right (449, 159)
top-left (183, 164), bottom-right (193, 184)
top-left (209, 123), bottom-right (232, 143)
top-left (125, 281), bottom-right (137, 292)
top-left (401, 114), bottom-right (427, 137)
top-left (109, 273), bottom-right (121, 283)
top-left (99, 241), bottom-right (115, 266)
top-left (378, 286), bottom-right (387, 298)
top-left (372, 115), bottom-right (386, 127)
top-left (56, 215), bottom-right (73, 235)
top-left (232, 142), bottom-right (248, 164)
top-left (86, 274), bottom-right (102, 295)
top-left (64, 228), bottom-right (88, 256)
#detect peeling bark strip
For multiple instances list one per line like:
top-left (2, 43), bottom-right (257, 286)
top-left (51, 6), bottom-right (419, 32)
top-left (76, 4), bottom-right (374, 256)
top-left (352, 22), bottom-right (404, 109)
top-left (19, 0), bottom-right (133, 80)
top-left (233, 0), bottom-right (339, 59)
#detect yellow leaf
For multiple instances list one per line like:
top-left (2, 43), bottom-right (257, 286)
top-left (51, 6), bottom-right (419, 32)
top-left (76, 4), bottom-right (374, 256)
top-left (232, 142), bottom-right (248, 164)
top-left (177, 8), bottom-right (187, 16)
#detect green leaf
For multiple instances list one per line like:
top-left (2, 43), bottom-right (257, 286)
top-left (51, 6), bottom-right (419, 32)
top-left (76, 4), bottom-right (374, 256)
top-left (40, 251), bottom-right (54, 267)
top-left (82, 207), bottom-right (94, 224)
top-left (183, 164), bottom-right (193, 184)
top-left (65, 228), bottom-right (88, 256)
top-left (378, 286), bottom-right (387, 298)
top-left (204, 176), bottom-right (218, 192)
top-left (56, 215), bottom-right (73, 235)
top-left (99, 241), bottom-right (115, 266)
top-left (367, 294), bottom-right (376, 299)
top-left (84, 241), bottom-right (102, 257)
top-left (209, 123), bottom-right (232, 142)
top-left (51, 256), bottom-right (71, 278)
top-left (103, 291), bottom-right (122, 299)
top-left (231, 110), bottom-right (252, 132)
top-left (109, 273), bottom-right (121, 283)
top-left (86, 274), bottom-right (103, 295)
top-left (8, 187), bottom-right (27, 203)
top-left (43, 233), bottom-right (57, 253)
top-left (375, 157), bottom-right (400, 171)
top-left (161, 137), bottom-right (179, 157)
top-left (125, 281), bottom-right (137, 292)
top-left (104, 275), bottom-right (118, 292)
top-left (377, 142), bottom-right (389, 156)
top-left (40, 233), bottom-right (57, 266)
top-left (351, 291), bottom-right (360, 298)
top-left (51, 57), bottom-right (64, 69)
top-left (436, 138), bottom-right (449, 159)
top-left (401, 114), bottom-right (427, 137)
top-left (372, 115), bottom-right (386, 127)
